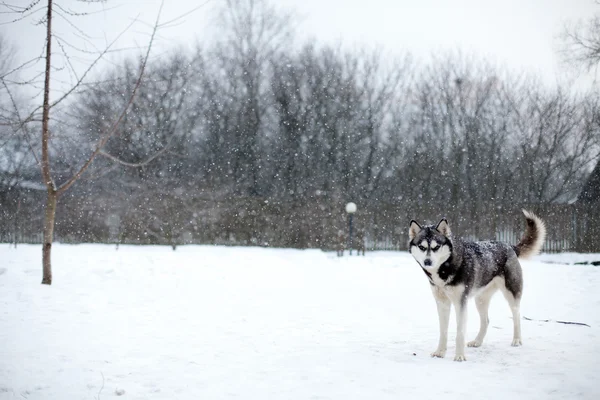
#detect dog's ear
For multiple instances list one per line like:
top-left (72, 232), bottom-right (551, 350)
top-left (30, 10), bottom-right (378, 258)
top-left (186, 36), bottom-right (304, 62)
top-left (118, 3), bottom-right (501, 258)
top-left (436, 218), bottom-right (451, 237)
top-left (409, 220), bottom-right (422, 240)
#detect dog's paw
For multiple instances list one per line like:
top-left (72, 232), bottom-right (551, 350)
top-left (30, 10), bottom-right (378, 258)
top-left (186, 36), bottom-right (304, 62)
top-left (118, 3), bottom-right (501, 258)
top-left (511, 338), bottom-right (522, 347)
top-left (453, 354), bottom-right (467, 362)
top-left (430, 350), bottom-right (446, 358)
top-left (467, 340), bottom-right (482, 348)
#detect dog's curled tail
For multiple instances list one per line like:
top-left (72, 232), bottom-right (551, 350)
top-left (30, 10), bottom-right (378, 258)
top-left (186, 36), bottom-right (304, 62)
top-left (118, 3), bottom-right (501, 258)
top-left (513, 209), bottom-right (547, 260)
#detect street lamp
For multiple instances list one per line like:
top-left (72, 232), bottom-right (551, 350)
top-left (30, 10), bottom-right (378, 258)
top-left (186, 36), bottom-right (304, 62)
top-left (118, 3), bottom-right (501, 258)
top-left (345, 202), bottom-right (357, 255)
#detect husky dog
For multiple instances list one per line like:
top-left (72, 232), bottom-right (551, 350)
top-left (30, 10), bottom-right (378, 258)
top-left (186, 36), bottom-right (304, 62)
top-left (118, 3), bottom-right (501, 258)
top-left (408, 210), bottom-right (546, 361)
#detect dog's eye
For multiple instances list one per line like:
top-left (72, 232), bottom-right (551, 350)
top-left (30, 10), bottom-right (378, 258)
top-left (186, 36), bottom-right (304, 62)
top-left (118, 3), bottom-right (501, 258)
top-left (431, 245), bottom-right (440, 252)
top-left (418, 245), bottom-right (427, 251)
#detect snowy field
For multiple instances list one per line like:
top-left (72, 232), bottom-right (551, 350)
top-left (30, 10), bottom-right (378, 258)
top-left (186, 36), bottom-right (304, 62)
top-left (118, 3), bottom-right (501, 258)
top-left (1, 244), bottom-right (599, 400)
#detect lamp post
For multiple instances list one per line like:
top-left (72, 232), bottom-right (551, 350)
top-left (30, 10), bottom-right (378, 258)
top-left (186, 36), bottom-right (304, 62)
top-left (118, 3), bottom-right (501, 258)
top-left (345, 202), bottom-right (357, 255)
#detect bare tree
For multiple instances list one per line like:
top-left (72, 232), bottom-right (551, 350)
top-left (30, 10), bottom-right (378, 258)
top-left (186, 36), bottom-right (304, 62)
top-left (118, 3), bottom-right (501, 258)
top-left (0, 0), bottom-right (164, 284)
top-left (211, 0), bottom-right (296, 196)
top-left (560, 7), bottom-right (600, 200)
top-left (561, 12), bottom-right (600, 74)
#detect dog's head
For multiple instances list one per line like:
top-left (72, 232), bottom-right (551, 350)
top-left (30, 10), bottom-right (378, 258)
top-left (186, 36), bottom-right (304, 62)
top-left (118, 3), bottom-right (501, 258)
top-left (408, 218), bottom-right (452, 270)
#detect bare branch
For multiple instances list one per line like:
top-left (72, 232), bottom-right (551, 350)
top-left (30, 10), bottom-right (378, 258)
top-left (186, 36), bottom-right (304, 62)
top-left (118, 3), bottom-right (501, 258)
top-left (54, 2), bottom-right (120, 18)
top-left (53, 6), bottom-right (94, 39)
top-left (0, 1), bottom-right (43, 25)
top-left (157, 0), bottom-right (212, 29)
top-left (54, 36), bottom-right (80, 83)
top-left (48, 14), bottom-right (140, 111)
top-left (0, 55), bottom-right (43, 80)
top-left (99, 143), bottom-right (172, 168)
top-left (53, 33), bottom-right (140, 55)
top-left (57, 0), bottom-right (164, 195)
top-left (0, 1), bottom-right (41, 13)
top-left (560, 14), bottom-right (600, 72)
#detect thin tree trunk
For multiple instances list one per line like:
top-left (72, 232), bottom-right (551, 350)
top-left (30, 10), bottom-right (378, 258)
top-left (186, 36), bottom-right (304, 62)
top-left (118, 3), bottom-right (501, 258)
top-left (42, 189), bottom-right (57, 285)
top-left (40, 0), bottom-right (55, 285)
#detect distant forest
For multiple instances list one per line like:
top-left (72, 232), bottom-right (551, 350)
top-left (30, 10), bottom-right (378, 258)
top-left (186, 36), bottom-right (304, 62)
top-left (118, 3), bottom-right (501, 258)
top-left (1, 0), bottom-right (599, 251)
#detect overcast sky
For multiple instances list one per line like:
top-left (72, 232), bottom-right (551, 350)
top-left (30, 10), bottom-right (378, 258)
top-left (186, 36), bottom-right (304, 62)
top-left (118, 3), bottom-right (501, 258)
top-left (1, 0), bottom-right (597, 95)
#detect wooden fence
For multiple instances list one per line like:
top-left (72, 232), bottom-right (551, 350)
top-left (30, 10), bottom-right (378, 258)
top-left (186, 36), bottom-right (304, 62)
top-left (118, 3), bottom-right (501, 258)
top-left (356, 203), bottom-right (597, 253)
top-left (1, 198), bottom-right (598, 253)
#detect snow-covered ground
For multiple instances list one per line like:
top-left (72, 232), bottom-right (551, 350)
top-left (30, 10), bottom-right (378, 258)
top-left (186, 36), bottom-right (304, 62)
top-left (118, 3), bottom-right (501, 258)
top-left (1, 244), bottom-right (599, 400)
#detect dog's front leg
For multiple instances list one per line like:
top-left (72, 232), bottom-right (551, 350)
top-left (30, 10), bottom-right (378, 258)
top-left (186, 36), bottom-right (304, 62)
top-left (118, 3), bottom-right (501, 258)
top-left (453, 298), bottom-right (468, 361)
top-left (431, 288), bottom-right (450, 358)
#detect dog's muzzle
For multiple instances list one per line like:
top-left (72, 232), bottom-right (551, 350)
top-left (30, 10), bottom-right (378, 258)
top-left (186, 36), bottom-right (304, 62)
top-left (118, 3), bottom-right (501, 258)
top-left (424, 259), bottom-right (432, 267)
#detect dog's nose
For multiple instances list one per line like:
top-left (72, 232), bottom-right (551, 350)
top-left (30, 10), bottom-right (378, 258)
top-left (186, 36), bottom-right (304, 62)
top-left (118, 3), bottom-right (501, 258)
top-left (424, 259), bottom-right (432, 267)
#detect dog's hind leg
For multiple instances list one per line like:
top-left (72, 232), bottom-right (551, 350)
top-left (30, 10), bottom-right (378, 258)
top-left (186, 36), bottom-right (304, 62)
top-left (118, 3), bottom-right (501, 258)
top-left (502, 259), bottom-right (524, 346)
top-left (468, 294), bottom-right (492, 348)
top-left (501, 288), bottom-right (522, 346)
top-left (431, 287), bottom-right (450, 358)
top-left (468, 283), bottom-right (498, 348)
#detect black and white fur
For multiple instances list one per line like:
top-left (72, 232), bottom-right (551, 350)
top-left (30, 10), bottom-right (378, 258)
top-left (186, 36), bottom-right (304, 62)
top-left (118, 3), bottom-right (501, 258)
top-left (408, 210), bottom-right (546, 362)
